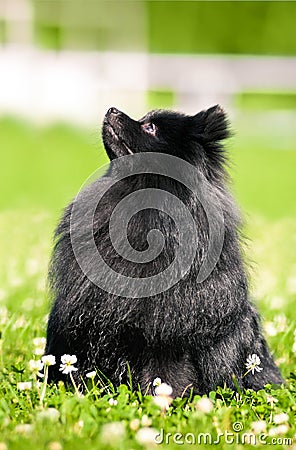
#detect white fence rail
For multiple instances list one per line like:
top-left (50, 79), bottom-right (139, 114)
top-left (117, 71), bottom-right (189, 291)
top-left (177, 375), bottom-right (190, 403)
top-left (0, 47), bottom-right (296, 125)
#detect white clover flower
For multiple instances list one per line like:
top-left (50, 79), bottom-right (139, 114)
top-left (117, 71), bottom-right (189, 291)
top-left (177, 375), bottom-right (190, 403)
top-left (153, 381), bottom-right (173, 410)
top-left (268, 427), bottom-right (278, 437)
top-left (129, 419), bottom-right (140, 431)
top-left (28, 359), bottom-right (44, 377)
top-left (152, 377), bottom-right (162, 387)
top-left (61, 354), bottom-right (77, 365)
top-left (108, 398), bottom-right (118, 406)
top-left (15, 424), bottom-right (33, 434)
top-left (274, 314), bottom-right (287, 333)
top-left (33, 337), bottom-right (46, 348)
top-left (33, 337), bottom-right (46, 355)
top-left (41, 355), bottom-right (56, 366)
top-left (155, 382), bottom-right (173, 397)
top-left (264, 322), bottom-right (277, 337)
top-left (17, 381), bottom-right (32, 391)
top-left (73, 420), bottom-right (84, 434)
top-left (34, 347), bottom-right (45, 356)
top-left (37, 408), bottom-right (60, 422)
top-left (266, 395), bottom-right (278, 406)
top-left (153, 395), bottom-right (172, 410)
top-left (274, 412), bottom-right (289, 424)
top-left (141, 415), bottom-right (152, 427)
top-left (26, 258), bottom-right (39, 276)
top-left (48, 442), bottom-right (63, 450)
top-left (245, 354), bottom-right (263, 375)
top-left (29, 359), bottom-right (44, 371)
top-left (269, 424), bottom-right (289, 436)
top-left (251, 420), bottom-right (267, 434)
top-left (100, 422), bottom-right (125, 444)
top-left (135, 427), bottom-right (159, 446)
top-left (275, 424), bottom-right (289, 435)
top-left (13, 316), bottom-right (27, 330)
top-left (270, 295), bottom-right (285, 310)
top-left (86, 371), bottom-right (96, 379)
top-left (59, 354), bottom-right (78, 374)
top-left (9, 276), bottom-right (23, 287)
top-left (275, 357), bottom-right (286, 366)
top-left (196, 397), bottom-right (214, 413)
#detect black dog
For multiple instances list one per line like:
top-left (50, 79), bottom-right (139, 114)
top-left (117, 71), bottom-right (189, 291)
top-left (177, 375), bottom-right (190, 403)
top-left (46, 106), bottom-right (282, 396)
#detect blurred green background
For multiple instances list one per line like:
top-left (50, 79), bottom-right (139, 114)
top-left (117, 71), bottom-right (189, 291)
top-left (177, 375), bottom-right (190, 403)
top-left (0, 0), bottom-right (296, 334)
top-left (1, 1), bottom-right (292, 54)
top-left (0, 2), bottom-right (296, 448)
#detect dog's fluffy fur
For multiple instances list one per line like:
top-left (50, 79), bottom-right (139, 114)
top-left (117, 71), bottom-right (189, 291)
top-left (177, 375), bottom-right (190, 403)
top-left (46, 106), bottom-right (282, 396)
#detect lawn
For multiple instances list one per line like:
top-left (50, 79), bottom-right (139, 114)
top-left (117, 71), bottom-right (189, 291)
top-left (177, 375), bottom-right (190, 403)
top-left (0, 115), bottom-right (296, 449)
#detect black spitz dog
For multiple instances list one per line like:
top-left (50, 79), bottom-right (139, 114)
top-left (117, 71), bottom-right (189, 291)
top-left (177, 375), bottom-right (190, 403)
top-left (46, 105), bottom-right (282, 396)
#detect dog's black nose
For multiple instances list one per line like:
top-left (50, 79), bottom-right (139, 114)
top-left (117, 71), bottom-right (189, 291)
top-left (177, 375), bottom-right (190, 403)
top-left (107, 107), bottom-right (120, 115)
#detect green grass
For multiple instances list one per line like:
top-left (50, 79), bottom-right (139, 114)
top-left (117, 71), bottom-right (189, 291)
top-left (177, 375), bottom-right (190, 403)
top-left (236, 92), bottom-right (296, 111)
top-left (0, 117), bottom-right (296, 449)
top-left (148, 2), bottom-right (296, 56)
top-left (0, 118), bottom-right (107, 212)
top-left (26, 2), bottom-right (296, 55)
top-left (146, 90), bottom-right (175, 110)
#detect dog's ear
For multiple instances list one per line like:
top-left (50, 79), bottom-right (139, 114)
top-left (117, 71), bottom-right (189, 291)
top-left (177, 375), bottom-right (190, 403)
top-left (191, 105), bottom-right (231, 161)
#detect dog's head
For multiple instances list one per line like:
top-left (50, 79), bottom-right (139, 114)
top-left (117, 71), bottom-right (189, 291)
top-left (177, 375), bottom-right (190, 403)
top-left (102, 106), bottom-right (230, 168)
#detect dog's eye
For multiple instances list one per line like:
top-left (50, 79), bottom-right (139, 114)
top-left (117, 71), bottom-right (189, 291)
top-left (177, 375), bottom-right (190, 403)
top-left (142, 122), bottom-right (157, 135)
